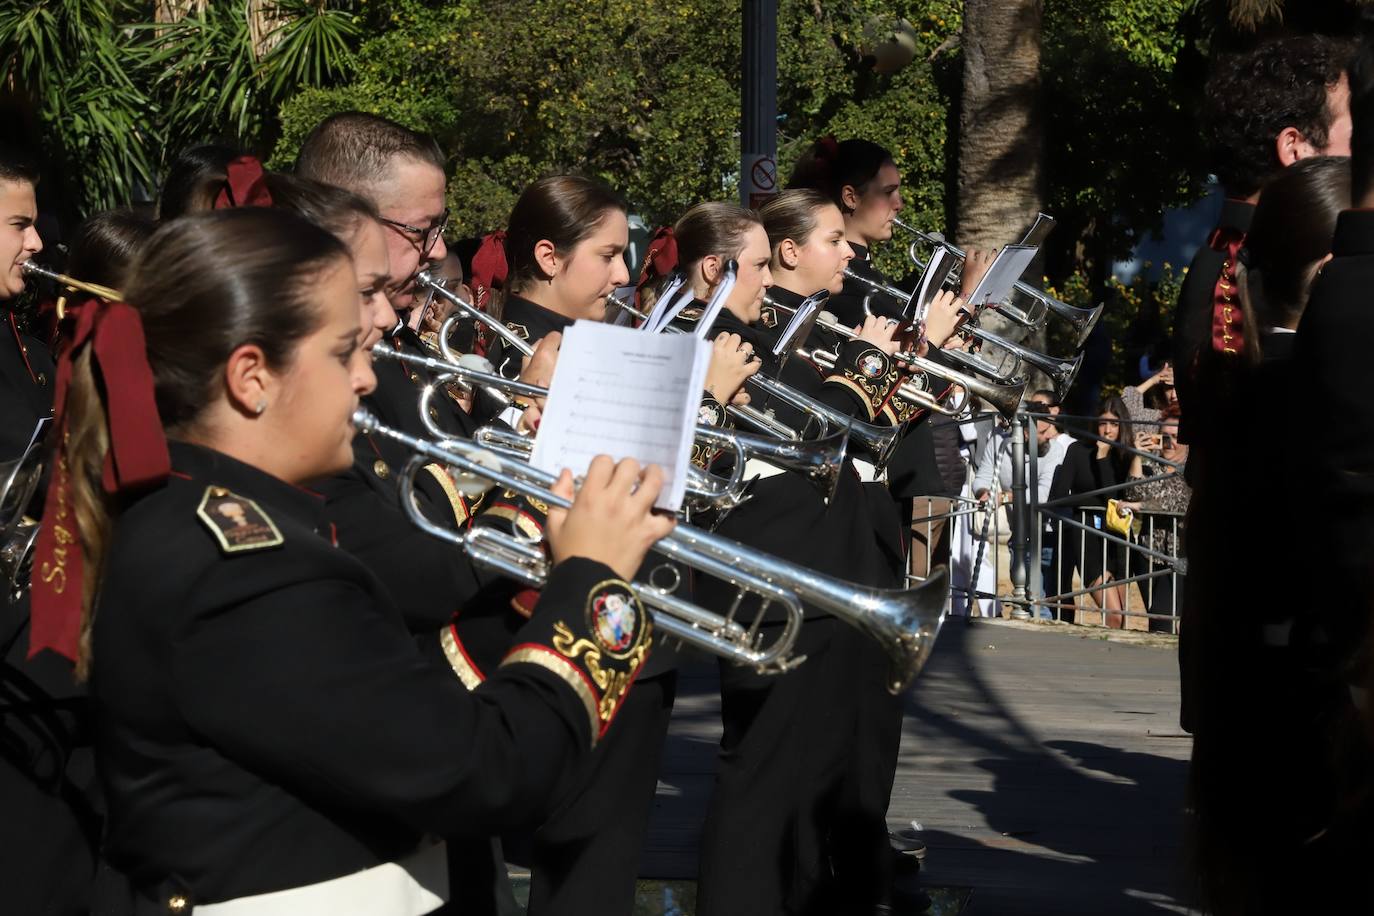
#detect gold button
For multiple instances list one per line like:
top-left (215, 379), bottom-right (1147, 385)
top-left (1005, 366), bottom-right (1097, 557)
top-left (410, 373), bottom-right (424, 387)
top-left (373, 460), bottom-right (391, 480)
top-left (35, 372), bottom-right (46, 387)
top-left (168, 896), bottom-right (188, 913)
top-left (428, 407), bottom-right (439, 421)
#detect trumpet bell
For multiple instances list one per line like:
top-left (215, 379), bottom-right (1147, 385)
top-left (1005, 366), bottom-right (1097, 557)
top-left (0, 517), bottom-right (38, 603)
top-left (874, 564), bottom-right (949, 693)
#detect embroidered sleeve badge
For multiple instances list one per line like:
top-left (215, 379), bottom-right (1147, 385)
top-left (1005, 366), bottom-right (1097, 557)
top-left (195, 486), bottom-right (284, 554)
top-left (587, 580), bottom-right (645, 658)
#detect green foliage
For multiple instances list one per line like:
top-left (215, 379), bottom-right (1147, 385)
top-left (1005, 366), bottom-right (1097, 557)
top-left (1041, 0), bottom-right (1204, 279)
top-left (0, 1), bottom-right (362, 216)
top-left (0, 1), bottom-right (158, 212)
top-left (272, 0), bottom-right (963, 247)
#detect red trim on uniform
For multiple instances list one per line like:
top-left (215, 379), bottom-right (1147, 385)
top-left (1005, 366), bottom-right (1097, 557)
top-left (504, 641), bottom-right (599, 699)
top-left (448, 623), bottom-right (487, 680)
top-left (8, 312), bottom-right (37, 385)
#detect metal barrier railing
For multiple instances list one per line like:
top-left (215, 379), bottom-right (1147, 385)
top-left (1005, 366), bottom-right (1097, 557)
top-left (920, 408), bottom-right (1187, 632)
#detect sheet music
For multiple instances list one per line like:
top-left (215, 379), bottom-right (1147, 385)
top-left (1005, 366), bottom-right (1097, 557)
top-left (913, 246), bottom-right (956, 321)
top-left (772, 294), bottom-right (823, 358)
top-left (966, 244), bottom-right (1038, 309)
top-left (530, 321), bottom-right (710, 511)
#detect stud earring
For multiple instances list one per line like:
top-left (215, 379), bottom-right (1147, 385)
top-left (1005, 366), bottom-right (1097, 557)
top-left (255, 400), bottom-right (267, 415)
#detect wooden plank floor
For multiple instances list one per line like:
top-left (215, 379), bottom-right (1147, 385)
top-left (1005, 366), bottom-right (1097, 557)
top-left (644, 618), bottom-right (1192, 915)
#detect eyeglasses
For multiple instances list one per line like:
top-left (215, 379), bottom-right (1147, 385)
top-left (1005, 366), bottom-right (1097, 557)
top-left (380, 209), bottom-right (449, 255)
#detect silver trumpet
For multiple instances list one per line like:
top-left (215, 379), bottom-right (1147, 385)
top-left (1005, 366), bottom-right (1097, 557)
top-left (413, 270), bottom-right (537, 362)
top-left (353, 408), bottom-right (950, 692)
top-left (805, 314), bottom-right (1028, 420)
top-left (609, 295), bottom-right (902, 466)
top-left (0, 441), bottom-right (45, 602)
top-left (948, 324), bottom-right (1083, 399)
top-left (890, 220), bottom-right (1103, 347)
top-left (371, 346), bottom-right (849, 507)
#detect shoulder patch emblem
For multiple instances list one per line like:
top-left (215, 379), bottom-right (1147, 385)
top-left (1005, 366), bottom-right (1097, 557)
top-left (196, 486), bottom-right (284, 554)
top-left (505, 322), bottom-right (530, 341)
top-left (698, 400), bottom-right (723, 427)
top-left (586, 580), bottom-right (643, 657)
top-left (759, 306), bottom-right (778, 329)
top-left (679, 307), bottom-right (703, 322)
top-left (858, 351), bottom-right (887, 378)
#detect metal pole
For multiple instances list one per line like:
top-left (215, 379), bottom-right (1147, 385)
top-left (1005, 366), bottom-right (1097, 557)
top-left (1009, 412), bottom-right (1029, 618)
top-left (1027, 417), bottom-right (1043, 615)
top-left (741, 0), bottom-right (779, 209)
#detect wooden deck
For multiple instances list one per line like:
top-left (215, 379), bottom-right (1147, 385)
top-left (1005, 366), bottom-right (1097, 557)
top-left (643, 617), bottom-right (1192, 915)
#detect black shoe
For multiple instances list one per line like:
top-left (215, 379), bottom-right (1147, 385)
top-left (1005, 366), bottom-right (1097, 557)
top-left (890, 827), bottom-right (928, 859)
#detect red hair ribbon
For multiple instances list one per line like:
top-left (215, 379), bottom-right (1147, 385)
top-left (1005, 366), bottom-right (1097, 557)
top-left (817, 135), bottom-right (840, 162)
top-left (635, 225), bottom-right (679, 310)
top-left (29, 297), bottom-right (170, 662)
top-left (213, 155), bottom-right (273, 210)
top-left (470, 230), bottom-right (509, 314)
top-left (1206, 224), bottom-right (1246, 358)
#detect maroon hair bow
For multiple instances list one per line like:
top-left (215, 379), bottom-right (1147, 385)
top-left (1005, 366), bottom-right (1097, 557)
top-left (470, 230), bottom-right (509, 311)
top-left (635, 226), bottom-right (679, 310)
top-left (214, 155), bottom-right (273, 210)
top-left (817, 135), bottom-right (840, 163)
top-left (29, 297), bottom-right (170, 662)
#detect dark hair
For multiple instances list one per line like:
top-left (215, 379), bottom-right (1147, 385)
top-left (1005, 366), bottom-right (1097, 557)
top-left (788, 138), bottom-right (894, 213)
top-left (158, 144), bottom-right (241, 220)
top-left (68, 208), bottom-right (349, 674)
top-left (1241, 155), bottom-right (1350, 335)
top-left (265, 172), bottom-right (381, 240)
top-left (1095, 395), bottom-right (1133, 475)
top-left (673, 201), bottom-right (762, 270)
top-left (0, 140), bottom-right (40, 186)
top-left (296, 111), bottom-right (445, 200)
top-left (65, 210), bottom-right (157, 292)
top-left (758, 188), bottom-right (837, 252)
top-left (1346, 39), bottom-right (1374, 203)
top-left (505, 175), bottom-right (627, 294)
top-left (1205, 35), bottom-right (1354, 197)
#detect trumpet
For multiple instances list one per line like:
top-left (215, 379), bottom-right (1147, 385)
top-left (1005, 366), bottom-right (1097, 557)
top-left (608, 295), bottom-right (903, 465)
top-left (948, 324), bottom-right (1083, 398)
top-left (414, 270), bottom-right (537, 362)
top-left (21, 261), bottom-right (123, 319)
top-left (372, 345), bottom-right (849, 506)
top-left (803, 313), bottom-right (1028, 420)
top-left (0, 441), bottom-right (45, 602)
top-left (353, 408), bottom-right (949, 692)
top-left (890, 220), bottom-right (1103, 346)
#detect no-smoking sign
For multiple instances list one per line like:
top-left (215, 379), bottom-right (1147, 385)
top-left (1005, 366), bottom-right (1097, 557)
top-left (743, 153), bottom-right (778, 208)
top-left (751, 156), bottom-right (776, 191)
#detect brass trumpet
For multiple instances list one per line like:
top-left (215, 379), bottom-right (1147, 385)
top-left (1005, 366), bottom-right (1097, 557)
top-left (949, 324), bottom-right (1083, 399)
top-left (890, 220), bottom-right (1104, 346)
top-left (803, 314), bottom-right (1028, 420)
top-left (371, 346), bottom-right (850, 506)
top-left (353, 408), bottom-right (949, 692)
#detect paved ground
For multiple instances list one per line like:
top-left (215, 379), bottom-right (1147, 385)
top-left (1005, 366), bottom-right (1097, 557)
top-left (643, 617), bottom-right (1193, 915)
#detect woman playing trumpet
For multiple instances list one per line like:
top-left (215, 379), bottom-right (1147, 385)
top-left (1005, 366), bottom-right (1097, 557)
top-left (36, 207), bottom-right (673, 914)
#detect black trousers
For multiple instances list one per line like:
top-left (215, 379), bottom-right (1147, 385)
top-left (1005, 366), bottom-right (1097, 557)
top-left (524, 670), bottom-right (678, 916)
top-left (696, 617), bottom-right (880, 916)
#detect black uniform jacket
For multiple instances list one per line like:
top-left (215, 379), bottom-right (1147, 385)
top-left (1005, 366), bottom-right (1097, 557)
top-left (1172, 197), bottom-right (1255, 455)
top-left (689, 304), bottom-right (907, 614)
top-left (92, 441), bottom-right (651, 907)
top-left (1294, 209), bottom-right (1374, 652)
top-left (311, 327), bottom-right (489, 633)
top-left (0, 312), bottom-right (54, 458)
top-left (487, 293), bottom-right (573, 381)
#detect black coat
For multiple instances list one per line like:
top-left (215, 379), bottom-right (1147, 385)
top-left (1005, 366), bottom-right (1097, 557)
top-left (1172, 197), bottom-right (1255, 455)
top-left (92, 441), bottom-right (650, 908)
top-left (311, 329), bottom-right (488, 633)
